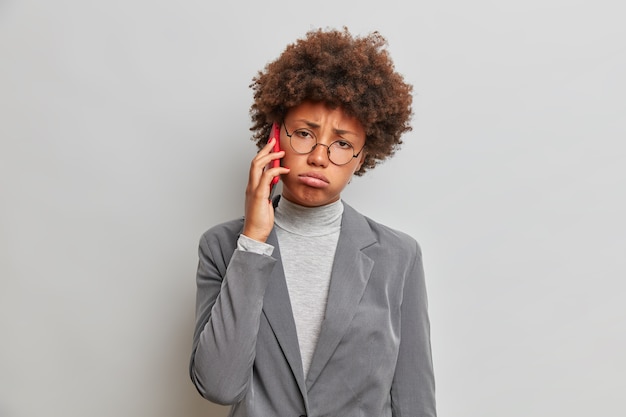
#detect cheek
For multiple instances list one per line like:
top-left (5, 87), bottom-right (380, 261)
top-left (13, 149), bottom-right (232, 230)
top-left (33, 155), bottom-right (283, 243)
top-left (334, 168), bottom-right (357, 188)
top-left (280, 152), bottom-right (300, 170)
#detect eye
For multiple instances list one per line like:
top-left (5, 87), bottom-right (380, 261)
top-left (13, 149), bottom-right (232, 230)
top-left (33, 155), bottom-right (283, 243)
top-left (334, 140), bottom-right (353, 150)
top-left (294, 129), bottom-right (315, 140)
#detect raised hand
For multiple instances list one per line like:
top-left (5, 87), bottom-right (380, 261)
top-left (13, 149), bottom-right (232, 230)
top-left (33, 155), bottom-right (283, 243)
top-left (242, 137), bottom-right (289, 242)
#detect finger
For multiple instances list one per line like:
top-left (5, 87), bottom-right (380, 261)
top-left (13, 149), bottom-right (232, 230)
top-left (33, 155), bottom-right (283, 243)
top-left (254, 165), bottom-right (288, 193)
top-left (251, 148), bottom-right (285, 183)
top-left (248, 136), bottom-right (285, 193)
top-left (251, 139), bottom-right (284, 168)
top-left (247, 163), bottom-right (288, 201)
top-left (248, 142), bottom-right (279, 185)
top-left (259, 136), bottom-right (278, 155)
top-left (249, 165), bottom-right (289, 199)
top-left (265, 166), bottom-right (290, 196)
top-left (264, 166), bottom-right (290, 181)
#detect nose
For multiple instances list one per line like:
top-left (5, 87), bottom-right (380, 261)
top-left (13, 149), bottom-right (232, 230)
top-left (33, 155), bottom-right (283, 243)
top-left (307, 143), bottom-right (330, 167)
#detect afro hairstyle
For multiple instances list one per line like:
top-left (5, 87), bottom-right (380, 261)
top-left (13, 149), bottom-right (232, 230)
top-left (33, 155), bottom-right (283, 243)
top-left (249, 27), bottom-right (414, 175)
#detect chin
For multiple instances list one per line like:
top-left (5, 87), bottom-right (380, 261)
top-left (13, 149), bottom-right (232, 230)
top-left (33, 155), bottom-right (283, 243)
top-left (282, 180), bottom-right (342, 206)
top-left (284, 191), bottom-right (339, 208)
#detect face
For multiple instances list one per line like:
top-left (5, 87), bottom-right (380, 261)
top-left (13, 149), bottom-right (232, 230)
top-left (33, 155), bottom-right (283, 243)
top-left (279, 101), bottom-right (366, 207)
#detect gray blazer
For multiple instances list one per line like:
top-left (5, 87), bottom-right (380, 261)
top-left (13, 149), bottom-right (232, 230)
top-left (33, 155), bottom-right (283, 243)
top-left (190, 200), bottom-right (436, 417)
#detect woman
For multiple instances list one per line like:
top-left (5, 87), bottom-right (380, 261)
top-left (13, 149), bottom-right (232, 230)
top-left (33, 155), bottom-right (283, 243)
top-left (190, 28), bottom-right (436, 417)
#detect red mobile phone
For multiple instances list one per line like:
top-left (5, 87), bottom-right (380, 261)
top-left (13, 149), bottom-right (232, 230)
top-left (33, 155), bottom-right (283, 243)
top-left (269, 122), bottom-right (281, 196)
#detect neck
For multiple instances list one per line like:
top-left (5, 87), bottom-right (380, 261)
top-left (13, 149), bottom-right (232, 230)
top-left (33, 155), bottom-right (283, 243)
top-left (274, 196), bottom-right (343, 237)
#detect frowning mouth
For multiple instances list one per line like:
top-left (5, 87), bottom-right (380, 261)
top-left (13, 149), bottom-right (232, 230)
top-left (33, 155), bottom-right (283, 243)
top-left (298, 172), bottom-right (330, 188)
top-left (300, 172), bottom-right (329, 182)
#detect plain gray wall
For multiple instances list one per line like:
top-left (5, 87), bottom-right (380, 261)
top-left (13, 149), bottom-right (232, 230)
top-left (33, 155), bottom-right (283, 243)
top-left (1, 1), bottom-right (625, 416)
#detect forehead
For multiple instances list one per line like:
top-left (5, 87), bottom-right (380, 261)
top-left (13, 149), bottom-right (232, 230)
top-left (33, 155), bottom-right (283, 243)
top-left (285, 101), bottom-right (365, 137)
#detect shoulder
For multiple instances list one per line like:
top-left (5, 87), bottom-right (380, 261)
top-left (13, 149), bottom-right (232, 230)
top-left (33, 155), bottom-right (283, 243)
top-left (343, 201), bottom-right (422, 258)
top-left (198, 216), bottom-right (244, 256)
top-left (200, 216), bottom-right (244, 239)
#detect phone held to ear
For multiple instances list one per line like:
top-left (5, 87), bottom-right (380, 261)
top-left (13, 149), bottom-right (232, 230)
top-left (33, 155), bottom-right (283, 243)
top-left (269, 122), bottom-right (281, 198)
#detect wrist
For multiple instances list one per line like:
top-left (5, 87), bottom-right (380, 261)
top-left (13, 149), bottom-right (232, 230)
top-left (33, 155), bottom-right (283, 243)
top-left (242, 227), bottom-right (269, 243)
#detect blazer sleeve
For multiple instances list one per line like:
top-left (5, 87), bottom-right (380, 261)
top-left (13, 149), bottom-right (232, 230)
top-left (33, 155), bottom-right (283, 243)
top-left (189, 229), bottom-right (277, 404)
top-left (391, 239), bottom-right (437, 417)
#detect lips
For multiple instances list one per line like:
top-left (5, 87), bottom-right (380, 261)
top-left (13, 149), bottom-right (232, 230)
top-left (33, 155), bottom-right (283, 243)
top-left (298, 172), bottom-right (330, 188)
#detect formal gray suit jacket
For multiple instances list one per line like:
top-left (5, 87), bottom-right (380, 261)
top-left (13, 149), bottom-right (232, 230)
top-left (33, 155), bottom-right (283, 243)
top-left (190, 199), bottom-right (436, 417)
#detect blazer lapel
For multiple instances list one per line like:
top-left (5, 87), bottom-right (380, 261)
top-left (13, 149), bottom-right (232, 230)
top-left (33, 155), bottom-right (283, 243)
top-left (305, 202), bottom-right (376, 389)
top-left (261, 228), bottom-right (308, 401)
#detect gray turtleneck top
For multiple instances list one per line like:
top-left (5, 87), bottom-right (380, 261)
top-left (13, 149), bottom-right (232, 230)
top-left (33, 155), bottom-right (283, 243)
top-left (237, 197), bottom-right (343, 377)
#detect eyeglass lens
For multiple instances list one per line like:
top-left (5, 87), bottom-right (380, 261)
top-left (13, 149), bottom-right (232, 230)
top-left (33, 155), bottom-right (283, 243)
top-left (288, 128), bottom-right (355, 165)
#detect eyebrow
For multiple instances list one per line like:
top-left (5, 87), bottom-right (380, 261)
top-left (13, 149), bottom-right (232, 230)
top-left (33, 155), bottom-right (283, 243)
top-left (295, 119), bottom-right (358, 137)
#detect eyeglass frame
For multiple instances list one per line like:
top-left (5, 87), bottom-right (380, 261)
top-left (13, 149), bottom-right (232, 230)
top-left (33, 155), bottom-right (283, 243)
top-left (282, 121), bottom-right (366, 166)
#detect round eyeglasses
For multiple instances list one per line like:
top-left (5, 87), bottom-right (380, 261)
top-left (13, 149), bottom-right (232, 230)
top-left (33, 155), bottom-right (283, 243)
top-left (283, 122), bottom-right (365, 166)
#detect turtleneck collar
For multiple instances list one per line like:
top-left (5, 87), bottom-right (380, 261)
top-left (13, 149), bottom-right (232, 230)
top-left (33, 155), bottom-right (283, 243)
top-left (274, 197), bottom-right (344, 237)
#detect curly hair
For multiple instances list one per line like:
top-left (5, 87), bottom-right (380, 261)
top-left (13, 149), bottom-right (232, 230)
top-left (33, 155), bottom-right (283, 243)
top-left (249, 27), bottom-right (413, 175)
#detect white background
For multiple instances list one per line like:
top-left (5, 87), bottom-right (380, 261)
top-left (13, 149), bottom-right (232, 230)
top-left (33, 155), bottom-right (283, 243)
top-left (1, 1), bottom-right (625, 416)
